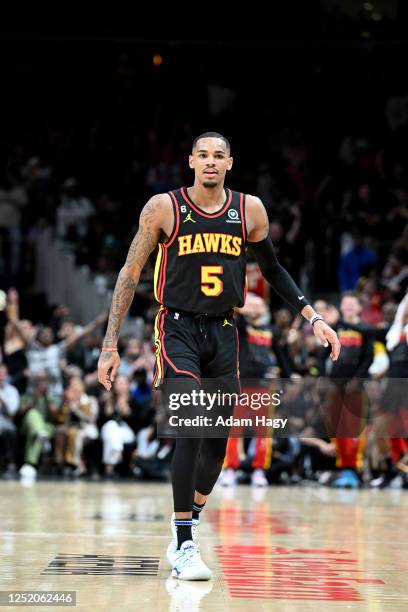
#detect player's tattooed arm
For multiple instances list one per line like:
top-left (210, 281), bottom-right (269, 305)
top-left (102, 194), bottom-right (167, 352)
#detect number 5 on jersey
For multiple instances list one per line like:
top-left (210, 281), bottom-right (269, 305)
top-left (201, 265), bottom-right (224, 296)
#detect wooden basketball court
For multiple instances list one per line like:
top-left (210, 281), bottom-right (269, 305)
top-left (1, 480), bottom-right (407, 610)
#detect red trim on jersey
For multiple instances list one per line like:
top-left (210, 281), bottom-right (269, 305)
top-left (160, 308), bottom-right (201, 385)
top-left (162, 248), bottom-right (168, 302)
top-left (181, 187), bottom-right (232, 218)
top-left (236, 327), bottom-right (241, 394)
top-left (153, 360), bottom-right (160, 387)
top-left (239, 192), bottom-right (246, 242)
top-left (153, 307), bottom-right (164, 387)
top-left (158, 246), bottom-right (168, 303)
top-left (153, 307), bottom-right (165, 387)
top-left (157, 192), bottom-right (179, 304)
top-left (157, 245), bottom-right (165, 304)
top-left (243, 275), bottom-right (248, 303)
top-left (165, 191), bottom-right (180, 247)
top-left (159, 308), bottom-right (165, 380)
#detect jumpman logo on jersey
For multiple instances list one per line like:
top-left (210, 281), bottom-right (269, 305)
top-left (183, 211), bottom-right (196, 223)
top-left (222, 319), bottom-right (233, 327)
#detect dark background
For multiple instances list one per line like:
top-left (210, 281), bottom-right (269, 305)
top-left (1, 1), bottom-right (408, 307)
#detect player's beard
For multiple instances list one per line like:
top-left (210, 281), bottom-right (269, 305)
top-left (202, 181), bottom-right (218, 189)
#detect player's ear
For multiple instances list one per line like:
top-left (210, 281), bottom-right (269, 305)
top-left (227, 156), bottom-right (233, 171)
top-left (188, 154), bottom-right (195, 169)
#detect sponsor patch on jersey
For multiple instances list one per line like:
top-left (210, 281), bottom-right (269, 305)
top-left (226, 208), bottom-right (241, 223)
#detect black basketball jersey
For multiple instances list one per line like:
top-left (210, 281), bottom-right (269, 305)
top-left (153, 186), bottom-right (248, 315)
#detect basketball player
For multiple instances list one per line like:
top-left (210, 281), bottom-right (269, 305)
top-left (98, 132), bottom-right (340, 580)
top-left (326, 292), bottom-right (374, 488)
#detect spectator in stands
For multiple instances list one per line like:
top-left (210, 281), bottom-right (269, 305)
top-left (245, 259), bottom-right (269, 301)
top-left (9, 295), bottom-right (107, 398)
top-left (358, 278), bottom-right (384, 326)
top-left (48, 304), bottom-right (72, 335)
top-left (273, 308), bottom-right (296, 373)
top-left (326, 292), bottom-right (374, 488)
top-left (3, 288), bottom-right (34, 392)
top-left (57, 317), bottom-right (106, 378)
top-left (54, 376), bottom-right (98, 477)
top-left (222, 294), bottom-right (289, 488)
top-left (100, 375), bottom-right (138, 477)
top-left (118, 337), bottom-right (154, 379)
top-left (381, 249), bottom-right (408, 300)
top-left (338, 230), bottom-right (377, 291)
top-left (381, 301), bottom-right (397, 325)
top-left (18, 372), bottom-right (60, 481)
top-left (56, 177), bottom-right (95, 242)
top-left (0, 364), bottom-right (19, 477)
top-left (238, 293), bottom-right (282, 378)
top-left (357, 293), bottom-right (408, 488)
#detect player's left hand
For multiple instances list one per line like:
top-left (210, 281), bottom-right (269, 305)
top-left (312, 320), bottom-right (341, 361)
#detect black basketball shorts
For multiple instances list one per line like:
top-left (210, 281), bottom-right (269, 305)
top-left (153, 305), bottom-right (240, 392)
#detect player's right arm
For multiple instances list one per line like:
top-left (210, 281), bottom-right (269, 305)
top-left (98, 194), bottom-right (170, 390)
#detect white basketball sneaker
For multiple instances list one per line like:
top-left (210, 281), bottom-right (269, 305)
top-left (19, 463), bottom-right (37, 481)
top-left (166, 513), bottom-right (200, 568)
top-left (251, 468), bottom-right (268, 487)
top-left (171, 540), bottom-right (212, 581)
top-left (220, 467), bottom-right (237, 486)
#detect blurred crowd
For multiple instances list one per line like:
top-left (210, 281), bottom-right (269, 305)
top-left (0, 279), bottom-right (407, 491)
top-left (2, 114), bottom-right (408, 300)
top-left (1, 64), bottom-right (408, 489)
top-left (0, 287), bottom-right (171, 482)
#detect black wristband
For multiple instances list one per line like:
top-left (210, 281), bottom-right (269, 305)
top-left (311, 315), bottom-right (324, 326)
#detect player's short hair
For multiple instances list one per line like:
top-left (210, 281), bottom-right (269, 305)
top-left (192, 132), bottom-right (231, 154)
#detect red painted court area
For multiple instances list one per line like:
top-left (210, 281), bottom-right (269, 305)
top-left (216, 545), bottom-right (385, 601)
